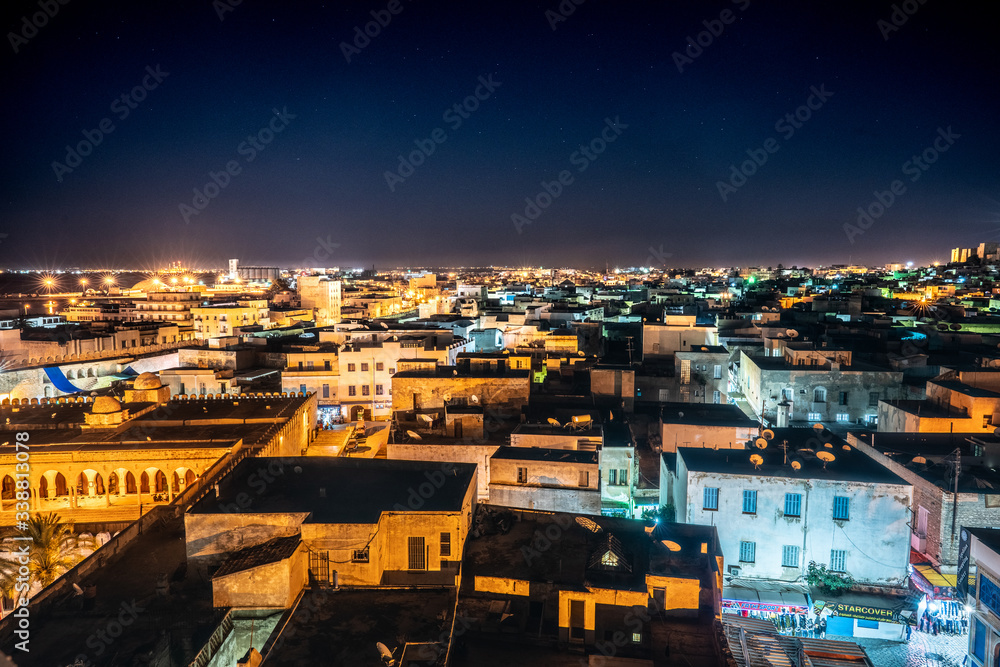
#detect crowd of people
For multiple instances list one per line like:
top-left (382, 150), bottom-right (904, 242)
top-left (914, 599), bottom-right (969, 637)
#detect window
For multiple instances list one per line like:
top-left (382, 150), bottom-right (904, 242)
top-left (836, 413), bottom-right (849, 422)
top-left (517, 467), bottom-right (527, 483)
top-left (440, 532), bottom-right (451, 557)
top-left (833, 496), bottom-right (850, 521)
top-left (324, 360), bottom-right (331, 371)
top-left (608, 469), bottom-right (617, 485)
top-left (813, 387), bottom-right (826, 403)
top-left (972, 618), bottom-right (986, 663)
top-left (703, 487), bottom-right (719, 511)
top-left (869, 391), bottom-right (880, 407)
top-left (742, 490), bottom-right (757, 514)
top-left (362, 385), bottom-right (370, 396)
top-left (807, 412), bottom-right (821, 421)
top-left (348, 385), bottom-right (356, 397)
top-left (784, 493), bottom-right (802, 517)
top-left (631, 632), bottom-right (642, 643)
top-left (376, 362), bottom-right (384, 371)
top-left (739, 541), bottom-right (756, 563)
top-left (579, 471), bottom-right (589, 487)
top-left (713, 390), bottom-right (721, 404)
top-left (322, 384), bottom-right (330, 398)
top-left (618, 469), bottom-right (628, 485)
top-left (361, 363), bottom-right (369, 372)
top-left (839, 391), bottom-right (849, 405)
top-left (297, 361), bottom-right (303, 370)
top-left (408, 536), bottom-right (426, 570)
top-left (389, 368), bottom-right (396, 375)
top-left (352, 547), bottom-right (369, 563)
top-left (782, 545), bottom-right (800, 568)
top-left (376, 385), bottom-right (384, 395)
top-left (299, 384), bottom-right (307, 394)
top-left (830, 549), bottom-right (847, 572)
top-left (347, 363), bottom-right (356, 372)
top-left (307, 360), bottom-right (314, 369)
top-left (713, 364), bottom-right (722, 379)
top-left (984, 415), bottom-right (993, 428)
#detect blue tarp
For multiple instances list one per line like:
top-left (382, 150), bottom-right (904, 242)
top-left (43, 366), bottom-right (82, 394)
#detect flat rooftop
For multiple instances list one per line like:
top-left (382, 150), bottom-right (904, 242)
top-left (260, 588), bottom-right (455, 666)
top-left (463, 505), bottom-right (718, 593)
top-left (660, 402), bottom-right (758, 427)
top-left (676, 430), bottom-right (906, 485)
top-left (491, 446), bottom-right (598, 464)
top-left (189, 457), bottom-right (476, 523)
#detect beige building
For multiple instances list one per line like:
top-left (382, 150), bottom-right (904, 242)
top-left (191, 299), bottom-right (270, 339)
top-left (297, 275), bottom-right (342, 326)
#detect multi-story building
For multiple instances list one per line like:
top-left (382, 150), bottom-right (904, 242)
top-left (280, 344), bottom-right (340, 411)
top-left (191, 299), bottom-right (269, 338)
top-left (967, 527), bottom-right (1000, 667)
top-left (738, 350), bottom-right (904, 427)
top-left (487, 447), bottom-right (601, 514)
top-left (297, 275), bottom-right (342, 326)
top-left (131, 290), bottom-right (202, 326)
top-left (666, 429), bottom-right (913, 589)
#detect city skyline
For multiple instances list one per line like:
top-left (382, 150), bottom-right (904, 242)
top-left (2, 1), bottom-right (999, 269)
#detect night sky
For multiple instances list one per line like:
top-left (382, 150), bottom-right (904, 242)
top-left (1, 0), bottom-right (998, 270)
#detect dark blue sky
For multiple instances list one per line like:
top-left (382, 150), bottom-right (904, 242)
top-left (1, 0), bottom-right (997, 270)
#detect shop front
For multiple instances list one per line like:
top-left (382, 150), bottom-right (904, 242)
top-left (723, 580), bottom-right (811, 634)
top-left (813, 595), bottom-right (913, 639)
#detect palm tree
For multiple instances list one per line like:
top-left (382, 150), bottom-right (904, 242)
top-left (22, 513), bottom-right (97, 588)
top-left (0, 556), bottom-right (19, 612)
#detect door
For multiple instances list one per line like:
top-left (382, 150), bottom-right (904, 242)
top-left (570, 599), bottom-right (585, 641)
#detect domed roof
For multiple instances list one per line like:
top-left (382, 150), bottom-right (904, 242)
top-left (129, 278), bottom-right (163, 292)
top-left (133, 372), bottom-right (162, 390)
top-left (91, 396), bottom-right (122, 414)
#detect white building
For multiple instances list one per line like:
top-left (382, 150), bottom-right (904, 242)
top-left (665, 428), bottom-right (912, 588)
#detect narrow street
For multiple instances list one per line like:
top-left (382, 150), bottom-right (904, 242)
top-left (829, 628), bottom-right (969, 667)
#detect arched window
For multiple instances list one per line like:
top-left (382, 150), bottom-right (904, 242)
top-left (125, 472), bottom-right (137, 494)
top-left (140, 472), bottom-right (150, 494)
top-left (1, 475), bottom-right (14, 500)
top-left (54, 473), bottom-right (68, 497)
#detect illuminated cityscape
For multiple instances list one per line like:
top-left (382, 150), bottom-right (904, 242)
top-left (2, 1), bottom-right (999, 666)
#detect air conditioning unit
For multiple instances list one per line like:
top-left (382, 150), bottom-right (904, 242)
top-left (728, 565), bottom-right (741, 576)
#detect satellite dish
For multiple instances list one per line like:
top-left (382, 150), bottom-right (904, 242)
top-left (678, 411), bottom-right (684, 419)
top-left (951, 323), bottom-right (962, 331)
top-left (912, 455), bottom-right (927, 465)
top-left (816, 451), bottom-right (836, 468)
top-left (547, 418), bottom-right (562, 427)
top-left (575, 516), bottom-right (602, 533)
top-left (842, 444), bottom-right (851, 451)
top-left (762, 429), bottom-right (775, 441)
top-left (812, 423), bottom-right (825, 432)
top-left (790, 458), bottom-right (803, 470)
top-left (823, 442), bottom-right (834, 449)
top-left (470, 395), bottom-right (479, 404)
top-left (376, 642), bottom-right (395, 665)
top-left (750, 453), bottom-right (764, 468)
top-left (755, 438), bottom-right (769, 449)
top-left (443, 393), bottom-right (452, 403)
top-left (786, 329), bottom-right (799, 338)
top-left (406, 430), bottom-right (422, 440)
top-left (578, 350), bottom-right (585, 356)
top-left (417, 413), bottom-right (434, 425)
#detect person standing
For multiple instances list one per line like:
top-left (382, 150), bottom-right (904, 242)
top-left (905, 621), bottom-right (912, 641)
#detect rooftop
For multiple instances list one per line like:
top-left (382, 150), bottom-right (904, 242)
top-left (189, 457), bottom-right (476, 523)
top-left (490, 446), bottom-right (598, 464)
top-left (677, 428), bottom-right (906, 485)
top-left (660, 402), bottom-right (758, 427)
